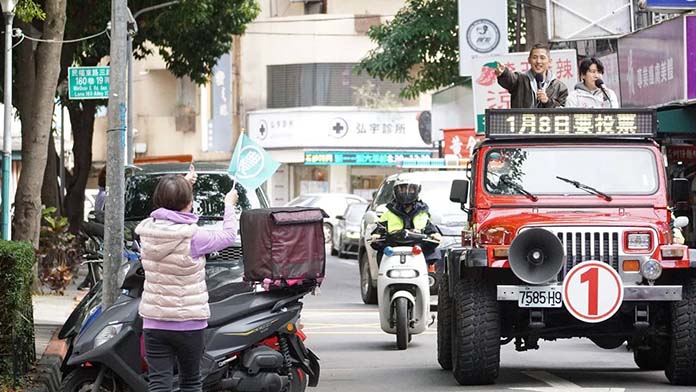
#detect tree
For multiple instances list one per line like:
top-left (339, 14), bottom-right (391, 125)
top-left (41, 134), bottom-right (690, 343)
top-left (12, 0), bottom-right (68, 245)
top-left (55, 0), bottom-right (260, 233)
top-left (356, 0), bottom-right (538, 99)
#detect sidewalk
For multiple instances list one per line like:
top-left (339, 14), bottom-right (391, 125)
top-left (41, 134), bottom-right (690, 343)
top-left (28, 269), bottom-right (87, 392)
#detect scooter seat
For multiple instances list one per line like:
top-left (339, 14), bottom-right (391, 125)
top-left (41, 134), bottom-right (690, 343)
top-left (207, 290), bottom-right (290, 328)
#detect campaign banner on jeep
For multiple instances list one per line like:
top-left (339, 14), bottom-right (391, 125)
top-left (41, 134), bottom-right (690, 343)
top-left (472, 49), bottom-right (578, 133)
top-left (458, 0), bottom-right (508, 76)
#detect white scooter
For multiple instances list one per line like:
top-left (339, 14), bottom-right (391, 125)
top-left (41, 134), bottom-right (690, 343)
top-left (372, 230), bottom-right (439, 350)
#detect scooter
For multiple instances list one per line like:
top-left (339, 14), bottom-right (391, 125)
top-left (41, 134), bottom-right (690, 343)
top-left (60, 256), bottom-right (320, 392)
top-left (372, 230), bottom-right (440, 350)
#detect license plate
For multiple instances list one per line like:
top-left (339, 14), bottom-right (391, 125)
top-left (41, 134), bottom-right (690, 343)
top-left (518, 286), bottom-right (563, 308)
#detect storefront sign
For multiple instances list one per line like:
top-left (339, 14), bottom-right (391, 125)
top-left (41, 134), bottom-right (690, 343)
top-left (645, 0), bottom-right (696, 10)
top-left (667, 146), bottom-right (696, 163)
top-left (472, 50), bottom-right (578, 133)
top-left (304, 151), bottom-right (432, 166)
top-left (617, 16), bottom-right (685, 107)
top-left (485, 109), bottom-right (657, 137)
top-left (443, 128), bottom-right (483, 159)
top-left (248, 109), bottom-right (432, 149)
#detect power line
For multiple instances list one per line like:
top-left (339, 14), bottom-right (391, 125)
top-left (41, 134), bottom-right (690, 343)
top-left (20, 28), bottom-right (108, 44)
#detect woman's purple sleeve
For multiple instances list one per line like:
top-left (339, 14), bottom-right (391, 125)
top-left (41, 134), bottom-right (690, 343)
top-left (190, 205), bottom-right (239, 259)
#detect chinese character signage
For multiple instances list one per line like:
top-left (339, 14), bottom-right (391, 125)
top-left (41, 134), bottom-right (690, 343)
top-left (617, 15), bottom-right (690, 107)
top-left (68, 66), bottom-right (109, 100)
top-left (248, 109), bottom-right (432, 149)
top-left (304, 151), bottom-right (432, 166)
top-left (485, 109), bottom-right (657, 137)
top-left (443, 128), bottom-right (483, 159)
top-left (208, 54), bottom-right (232, 152)
top-left (667, 146), bottom-right (696, 163)
top-left (472, 50), bottom-right (578, 133)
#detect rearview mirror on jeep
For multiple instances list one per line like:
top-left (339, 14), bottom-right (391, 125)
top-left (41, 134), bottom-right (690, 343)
top-left (670, 178), bottom-right (690, 204)
top-left (450, 180), bottom-right (469, 205)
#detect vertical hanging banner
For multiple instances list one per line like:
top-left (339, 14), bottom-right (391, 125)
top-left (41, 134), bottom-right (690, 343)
top-left (208, 53), bottom-right (232, 152)
top-left (458, 0), bottom-right (509, 76)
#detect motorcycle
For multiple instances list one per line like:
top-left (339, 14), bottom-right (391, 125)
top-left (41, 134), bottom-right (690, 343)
top-left (371, 229), bottom-right (440, 350)
top-left (60, 255), bottom-right (320, 392)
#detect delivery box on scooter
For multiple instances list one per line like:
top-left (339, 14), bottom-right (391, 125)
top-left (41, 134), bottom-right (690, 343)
top-left (240, 207), bottom-right (327, 283)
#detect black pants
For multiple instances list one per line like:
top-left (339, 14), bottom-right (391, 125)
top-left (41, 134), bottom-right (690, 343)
top-left (144, 329), bottom-right (205, 392)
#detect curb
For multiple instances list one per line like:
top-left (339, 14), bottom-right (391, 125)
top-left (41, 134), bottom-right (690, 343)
top-left (26, 329), bottom-right (68, 392)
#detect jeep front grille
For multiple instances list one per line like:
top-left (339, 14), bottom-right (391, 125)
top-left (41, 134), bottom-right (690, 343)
top-left (543, 228), bottom-right (620, 275)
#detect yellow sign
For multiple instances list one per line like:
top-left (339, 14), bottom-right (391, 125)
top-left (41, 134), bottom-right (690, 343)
top-left (486, 109), bottom-right (656, 137)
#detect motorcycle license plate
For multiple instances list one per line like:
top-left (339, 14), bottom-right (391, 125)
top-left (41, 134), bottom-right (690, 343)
top-left (518, 286), bottom-right (563, 308)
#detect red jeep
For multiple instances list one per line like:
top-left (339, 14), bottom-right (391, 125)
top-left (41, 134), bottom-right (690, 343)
top-left (440, 109), bottom-right (696, 386)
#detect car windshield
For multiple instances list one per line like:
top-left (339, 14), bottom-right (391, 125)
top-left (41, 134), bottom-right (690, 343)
top-left (345, 203), bottom-right (367, 224)
top-left (125, 173), bottom-right (262, 220)
top-left (419, 180), bottom-right (468, 222)
top-left (484, 147), bottom-right (658, 196)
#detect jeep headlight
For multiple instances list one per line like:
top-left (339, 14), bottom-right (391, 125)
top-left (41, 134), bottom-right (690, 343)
top-left (640, 259), bottom-right (662, 281)
top-left (94, 323), bottom-right (124, 348)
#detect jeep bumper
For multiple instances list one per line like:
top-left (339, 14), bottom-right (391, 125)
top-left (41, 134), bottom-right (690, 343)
top-left (497, 285), bottom-right (682, 302)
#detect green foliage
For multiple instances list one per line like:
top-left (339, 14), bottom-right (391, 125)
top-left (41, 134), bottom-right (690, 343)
top-left (356, 0), bottom-right (463, 99)
top-left (65, 0), bottom-right (260, 85)
top-left (37, 207), bottom-right (80, 295)
top-left (356, 0), bottom-right (525, 99)
top-left (0, 240), bottom-right (36, 386)
top-left (15, 0), bottom-right (46, 22)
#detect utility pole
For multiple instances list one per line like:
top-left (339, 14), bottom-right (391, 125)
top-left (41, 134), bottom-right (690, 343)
top-left (104, 0), bottom-right (127, 309)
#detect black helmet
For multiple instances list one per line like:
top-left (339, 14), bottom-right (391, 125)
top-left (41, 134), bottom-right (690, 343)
top-left (393, 178), bottom-right (421, 205)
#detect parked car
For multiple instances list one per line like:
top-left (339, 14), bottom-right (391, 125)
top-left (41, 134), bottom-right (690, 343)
top-left (358, 170), bottom-right (470, 304)
top-left (331, 202), bottom-right (369, 258)
top-left (124, 162), bottom-right (270, 279)
top-left (285, 193), bottom-right (368, 247)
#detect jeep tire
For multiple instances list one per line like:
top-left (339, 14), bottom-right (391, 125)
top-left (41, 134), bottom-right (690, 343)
top-left (666, 272), bottom-right (696, 385)
top-left (451, 271), bottom-right (500, 385)
top-left (437, 273), bottom-right (453, 370)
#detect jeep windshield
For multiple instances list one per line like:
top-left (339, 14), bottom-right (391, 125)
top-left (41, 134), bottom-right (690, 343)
top-left (125, 173), bottom-right (262, 221)
top-left (484, 147), bottom-right (658, 197)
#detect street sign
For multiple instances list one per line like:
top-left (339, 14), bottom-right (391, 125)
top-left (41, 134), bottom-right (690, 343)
top-left (68, 66), bottom-right (110, 100)
top-left (563, 261), bottom-right (624, 323)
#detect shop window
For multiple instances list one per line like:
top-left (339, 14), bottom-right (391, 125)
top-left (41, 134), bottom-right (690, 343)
top-left (294, 165), bottom-right (329, 196)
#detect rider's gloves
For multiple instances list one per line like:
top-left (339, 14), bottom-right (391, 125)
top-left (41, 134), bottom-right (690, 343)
top-left (370, 234), bottom-right (381, 241)
top-left (430, 233), bottom-right (442, 242)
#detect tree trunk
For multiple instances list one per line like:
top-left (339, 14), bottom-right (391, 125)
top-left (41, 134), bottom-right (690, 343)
top-left (41, 132), bottom-right (61, 212)
top-left (64, 101), bottom-right (97, 233)
top-left (12, 0), bottom-right (68, 246)
top-left (524, 0), bottom-right (548, 50)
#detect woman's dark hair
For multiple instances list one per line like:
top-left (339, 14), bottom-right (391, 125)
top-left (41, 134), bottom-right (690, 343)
top-left (152, 174), bottom-right (193, 211)
top-left (98, 167), bottom-right (106, 188)
top-left (579, 57), bottom-right (605, 77)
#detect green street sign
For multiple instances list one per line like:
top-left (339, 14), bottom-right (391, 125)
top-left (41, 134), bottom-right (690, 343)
top-left (68, 66), bottom-right (110, 100)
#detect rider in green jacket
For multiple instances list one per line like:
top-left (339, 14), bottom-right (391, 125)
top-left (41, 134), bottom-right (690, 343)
top-left (371, 178), bottom-right (442, 264)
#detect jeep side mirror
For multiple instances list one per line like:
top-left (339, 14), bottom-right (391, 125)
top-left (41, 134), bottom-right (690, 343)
top-left (674, 216), bottom-right (689, 229)
top-left (670, 178), bottom-right (690, 204)
top-left (450, 180), bottom-right (469, 205)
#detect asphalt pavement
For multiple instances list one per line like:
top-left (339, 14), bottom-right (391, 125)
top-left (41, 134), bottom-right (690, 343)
top-left (301, 251), bottom-right (692, 392)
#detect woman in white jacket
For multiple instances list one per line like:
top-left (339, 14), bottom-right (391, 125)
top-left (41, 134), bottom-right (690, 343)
top-left (566, 57), bottom-right (619, 108)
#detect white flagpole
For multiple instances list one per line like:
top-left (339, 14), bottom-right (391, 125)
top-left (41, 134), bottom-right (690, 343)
top-left (230, 133), bottom-right (244, 190)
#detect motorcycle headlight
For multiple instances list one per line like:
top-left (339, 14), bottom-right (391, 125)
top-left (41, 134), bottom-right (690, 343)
top-left (387, 269), bottom-right (419, 279)
top-left (94, 323), bottom-right (124, 348)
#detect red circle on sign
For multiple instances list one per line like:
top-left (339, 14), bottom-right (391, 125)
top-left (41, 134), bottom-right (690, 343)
top-left (563, 261), bottom-right (623, 323)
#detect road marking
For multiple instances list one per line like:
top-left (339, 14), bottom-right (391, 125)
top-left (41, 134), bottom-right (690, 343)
top-left (523, 371), bottom-right (579, 389)
top-left (509, 371), bottom-right (626, 391)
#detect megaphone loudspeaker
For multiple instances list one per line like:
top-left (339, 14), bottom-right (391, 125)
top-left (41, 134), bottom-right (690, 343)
top-left (509, 228), bottom-right (565, 284)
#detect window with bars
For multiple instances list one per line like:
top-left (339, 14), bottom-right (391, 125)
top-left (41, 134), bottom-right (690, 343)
top-left (267, 63), bottom-right (412, 108)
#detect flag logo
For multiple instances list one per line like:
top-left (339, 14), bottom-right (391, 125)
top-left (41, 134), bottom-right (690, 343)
top-left (228, 134), bottom-right (280, 190)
